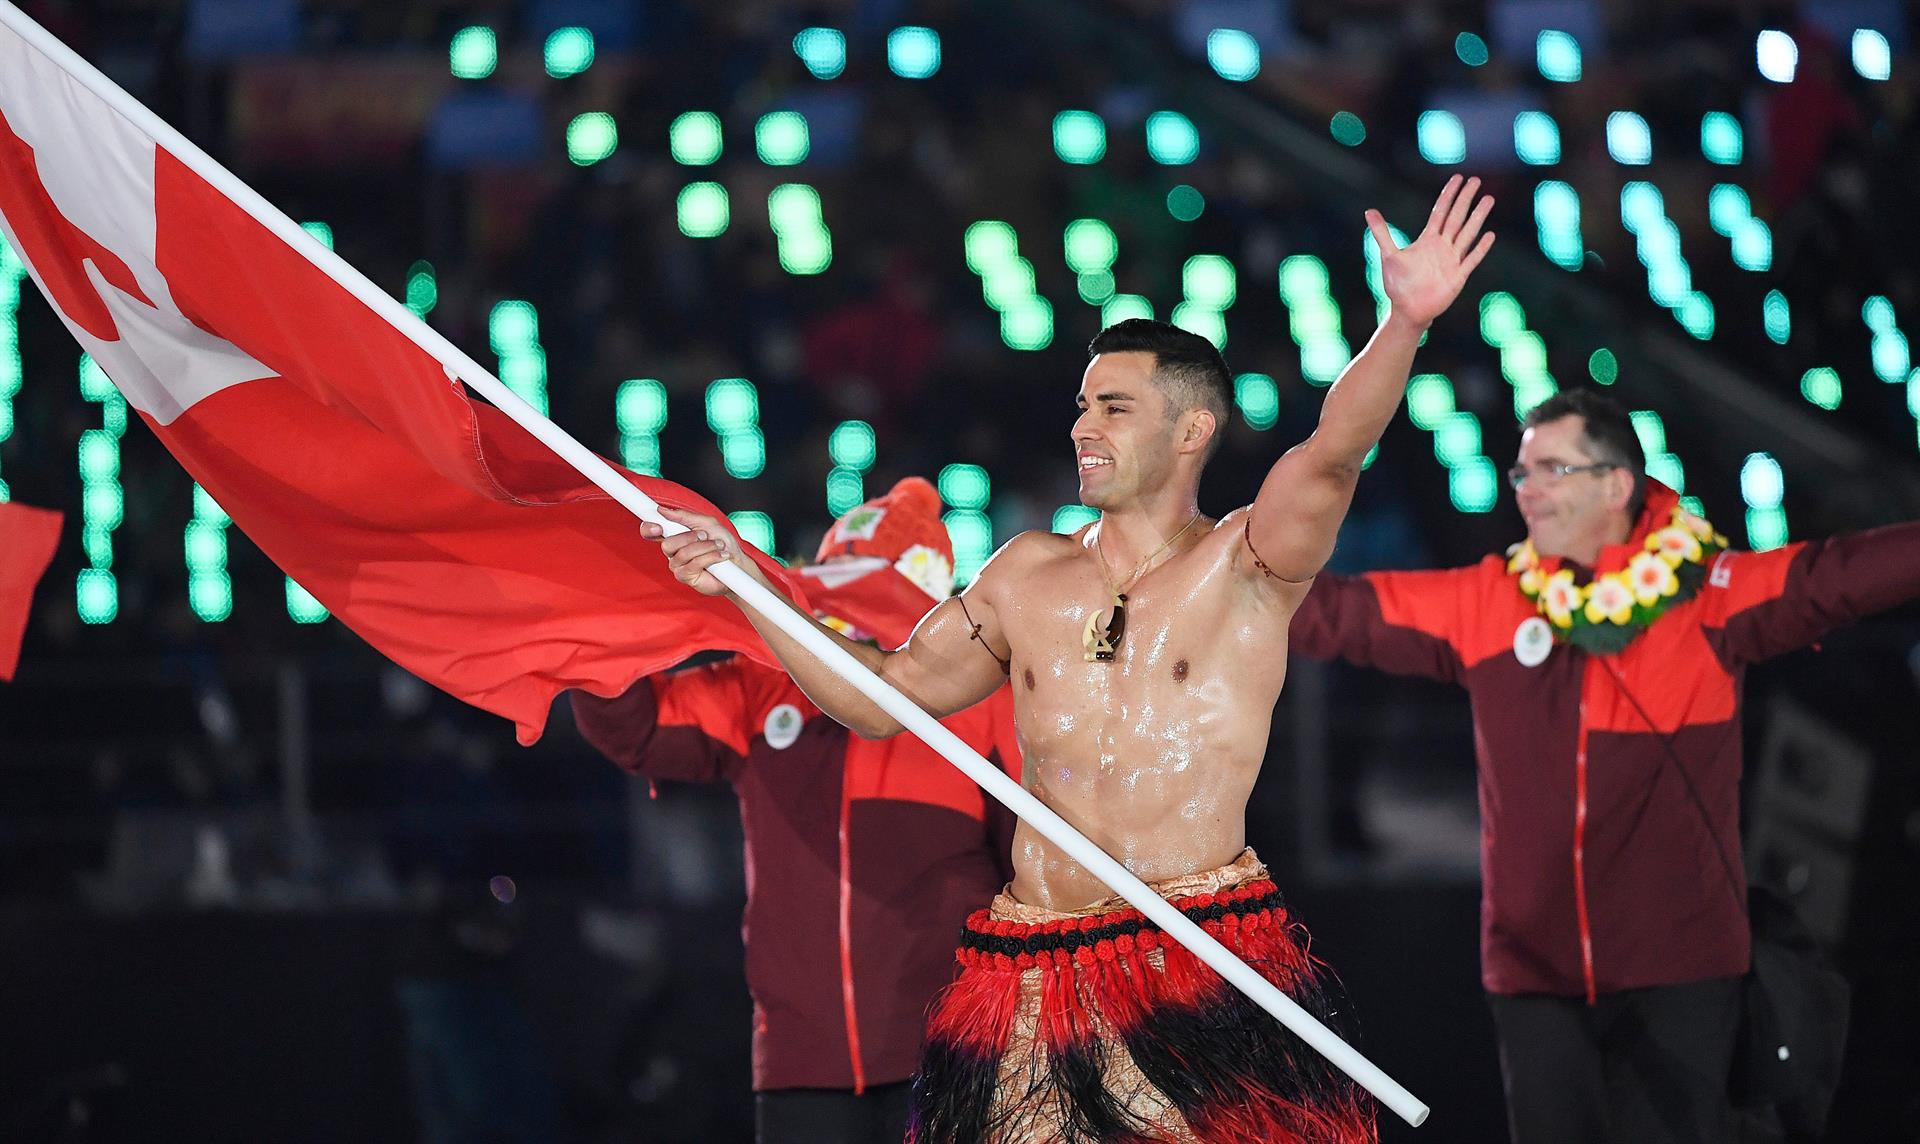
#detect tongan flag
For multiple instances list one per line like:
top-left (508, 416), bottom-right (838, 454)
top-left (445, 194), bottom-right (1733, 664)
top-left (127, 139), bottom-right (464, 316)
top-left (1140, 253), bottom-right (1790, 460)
top-left (0, 6), bottom-right (808, 743)
top-left (0, 500), bottom-right (61, 680)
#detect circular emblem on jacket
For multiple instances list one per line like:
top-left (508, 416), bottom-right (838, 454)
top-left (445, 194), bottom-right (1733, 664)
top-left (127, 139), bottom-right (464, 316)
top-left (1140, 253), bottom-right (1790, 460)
top-left (763, 703), bottom-right (804, 750)
top-left (1514, 616), bottom-right (1553, 668)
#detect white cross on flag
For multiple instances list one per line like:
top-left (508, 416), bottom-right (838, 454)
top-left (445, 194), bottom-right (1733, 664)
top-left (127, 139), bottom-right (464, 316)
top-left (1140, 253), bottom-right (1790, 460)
top-left (0, 4), bottom-right (808, 742)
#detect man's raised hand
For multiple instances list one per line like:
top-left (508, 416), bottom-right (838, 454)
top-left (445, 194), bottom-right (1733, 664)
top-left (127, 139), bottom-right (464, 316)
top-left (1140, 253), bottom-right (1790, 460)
top-left (639, 505), bottom-right (749, 597)
top-left (1368, 174), bottom-right (1496, 329)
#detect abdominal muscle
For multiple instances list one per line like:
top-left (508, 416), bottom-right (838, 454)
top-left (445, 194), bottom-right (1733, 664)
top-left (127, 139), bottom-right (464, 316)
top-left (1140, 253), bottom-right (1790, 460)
top-left (1005, 677), bottom-right (1274, 911)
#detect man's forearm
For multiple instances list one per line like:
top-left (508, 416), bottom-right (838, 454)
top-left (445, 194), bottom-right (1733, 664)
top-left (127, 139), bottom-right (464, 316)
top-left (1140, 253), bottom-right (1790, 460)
top-left (1310, 311), bottom-right (1426, 463)
top-left (727, 575), bottom-right (903, 737)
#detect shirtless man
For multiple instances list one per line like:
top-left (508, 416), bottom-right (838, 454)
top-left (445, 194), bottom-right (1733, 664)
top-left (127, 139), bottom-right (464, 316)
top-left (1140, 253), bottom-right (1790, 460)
top-left (645, 175), bottom-right (1493, 1143)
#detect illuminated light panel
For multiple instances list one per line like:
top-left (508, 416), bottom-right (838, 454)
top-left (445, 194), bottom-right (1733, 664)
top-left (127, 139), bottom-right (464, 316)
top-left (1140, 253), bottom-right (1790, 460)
top-left (1800, 367), bottom-right (1841, 410)
top-left (76, 353), bottom-right (124, 623)
top-left (1707, 183), bottom-right (1750, 234)
top-left (670, 112), bottom-right (723, 165)
top-left (677, 181), bottom-right (730, 237)
top-left (287, 579), bottom-right (328, 623)
top-left (1329, 111), bottom-right (1366, 146)
top-left (1756, 30), bottom-right (1797, 83)
top-left (1741, 452), bottom-right (1787, 550)
top-left (826, 467), bottom-right (864, 516)
top-left (944, 509), bottom-right (993, 586)
top-left (939, 463), bottom-right (990, 511)
top-left (755, 111), bottom-right (809, 165)
top-left (544, 26), bottom-right (595, 79)
top-left (616, 378), bottom-right (667, 476)
top-left (1514, 111), bottom-right (1560, 165)
top-left (1589, 348), bottom-right (1618, 384)
top-left (1534, 180), bottom-right (1583, 270)
top-left (300, 221), bottom-right (333, 250)
top-left (1537, 30), bottom-right (1582, 82)
top-left (706, 378), bottom-right (767, 479)
top-left (405, 260), bottom-right (436, 318)
top-left (1182, 254), bottom-right (1236, 308)
top-left (1433, 412), bottom-right (1483, 468)
top-left (1077, 271), bottom-right (1116, 304)
top-left (1417, 110), bottom-right (1466, 164)
top-left (887, 26), bottom-right (941, 79)
top-left (965, 220), bottom-right (1017, 274)
top-left (1763, 290), bottom-right (1791, 344)
top-left (769, 184), bottom-right (832, 275)
top-left (1102, 294), bottom-right (1152, 326)
top-left (1456, 32), bottom-right (1489, 67)
top-left (1477, 293), bottom-right (1557, 417)
top-left (1606, 111), bottom-right (1651, 165)
top-left (1235, 372), bottom-right (1279, 430)
top-left (1053, 505), bottom-right (1099, 533)
top-left (186, 485), bottom-right (231, 622)
top-left (449, 26), bottom-right (496, 80)
top-left (1053, 111), bottom-right (1105, 164)
top-left (566, 113), bottom-right (617, 165)
top-left (829, 420), bottom-right (877, 472)
top-left (1701, 112), bottom-right (1743, 164)
top-left (1000, 297), bottom-right (1055, 351)
top-left (1449, 456), bottom-right (1498, 513)
top-left (1406, 373), bottom-right (1455, 429)
top-left (1171, 303), bottom-right (1227, 348)
top-left (1853, 30), bottom-right (1891, 81)
top-left (1208, 29), bottom-right (1260, 81)
top-left (1277, 256), bottom-right (1350, 387)
top-left (489, 300), bottom-right (548, 416)
top-left (729, 512), bottom-right (775, 555)
top-left (1064, 219), bottom-right (1118, 275)
top-left (1166, 184), bottom-right (1205, 222)
top-left (794, 27), bottom-right (847, 80)
top-left (1145, 111), bottom-right (1200, 165)
top-left (0, 238), bottom-right (23, 497)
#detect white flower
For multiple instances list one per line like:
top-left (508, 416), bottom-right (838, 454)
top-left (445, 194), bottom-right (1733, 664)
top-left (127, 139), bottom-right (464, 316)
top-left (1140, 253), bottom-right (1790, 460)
top-left (1542, 570), bottom-right (1582, 628)
top-left (1584, 575), bottom-right (1636, 625)
top-left (1626, 551), bottom-right (1679, 606)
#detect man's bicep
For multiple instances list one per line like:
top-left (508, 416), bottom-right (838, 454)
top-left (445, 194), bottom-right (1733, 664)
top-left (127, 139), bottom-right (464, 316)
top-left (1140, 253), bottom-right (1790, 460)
top-left (1247, 444), bottom-right (1360, 583)
top-left (882, 593), bottom-right (1011, 719)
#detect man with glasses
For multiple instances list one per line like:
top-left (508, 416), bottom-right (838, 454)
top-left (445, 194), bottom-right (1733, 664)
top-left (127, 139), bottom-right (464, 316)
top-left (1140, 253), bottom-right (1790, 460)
top-left (1290, 388), bottom-right (1920, 1143)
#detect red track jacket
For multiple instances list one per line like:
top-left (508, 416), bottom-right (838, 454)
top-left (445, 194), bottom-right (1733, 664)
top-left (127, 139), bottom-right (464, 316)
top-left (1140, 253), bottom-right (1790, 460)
top-left (1290, 496), bottom-right (1920, 1001)
top-left (572, 664), bottom-right (1022, 1091)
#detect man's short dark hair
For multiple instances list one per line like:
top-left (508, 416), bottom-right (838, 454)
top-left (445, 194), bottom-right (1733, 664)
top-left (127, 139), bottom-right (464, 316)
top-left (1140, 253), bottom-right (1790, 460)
top-left (1523, 388), bottom-right (1648, 518)
top-left (1087, 319), bottom-right (1232, 459)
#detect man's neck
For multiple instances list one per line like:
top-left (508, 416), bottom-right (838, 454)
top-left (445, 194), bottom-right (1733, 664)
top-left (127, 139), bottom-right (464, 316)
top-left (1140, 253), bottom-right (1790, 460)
top-left (1096, 495), bottom-right (1204, 568)
top-left (1543, 518), bottom-right (1634, 567)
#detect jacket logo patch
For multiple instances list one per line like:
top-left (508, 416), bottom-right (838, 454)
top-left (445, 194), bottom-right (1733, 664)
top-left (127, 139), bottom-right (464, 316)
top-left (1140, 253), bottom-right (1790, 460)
top-left (763, 704), bottom-right (804, 750)
top-left (1514, 616), bottom-right (1554, 668)
top-left (833, 505), bottom-right (886, 542)
top-left (1708, 551), bottom-right (1733, 588)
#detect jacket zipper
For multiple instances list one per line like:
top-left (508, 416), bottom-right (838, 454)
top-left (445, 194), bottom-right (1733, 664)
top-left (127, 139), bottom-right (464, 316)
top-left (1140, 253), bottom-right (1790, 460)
top-left (1573, 694), bottom-right (1597, 1005)
top-left (837, 756), bottom-right (866, 1094)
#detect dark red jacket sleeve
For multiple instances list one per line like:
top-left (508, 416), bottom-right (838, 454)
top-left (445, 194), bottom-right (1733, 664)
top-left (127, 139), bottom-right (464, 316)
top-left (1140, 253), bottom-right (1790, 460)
top-left (570, 658), bottom-right (775, 784)
top-left (1704, 521), bottom-right (1920, 669)
top-left (1289, 567), bottom-right (1479, 684)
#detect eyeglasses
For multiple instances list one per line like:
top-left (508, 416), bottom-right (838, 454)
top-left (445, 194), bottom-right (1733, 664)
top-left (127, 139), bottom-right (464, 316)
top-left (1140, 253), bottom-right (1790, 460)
top-left (1506, 461), bottom-right (1618, 490)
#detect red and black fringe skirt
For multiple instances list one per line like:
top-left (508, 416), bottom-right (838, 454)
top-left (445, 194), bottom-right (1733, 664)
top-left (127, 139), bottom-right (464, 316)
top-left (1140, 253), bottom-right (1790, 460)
top-left (909, 850), bottom-right (1376, 1143)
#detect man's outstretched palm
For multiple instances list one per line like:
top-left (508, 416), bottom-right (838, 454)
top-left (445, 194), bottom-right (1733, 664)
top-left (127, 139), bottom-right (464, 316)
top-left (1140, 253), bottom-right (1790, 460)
top-left (1371, 174), bottom-right (1496, 329)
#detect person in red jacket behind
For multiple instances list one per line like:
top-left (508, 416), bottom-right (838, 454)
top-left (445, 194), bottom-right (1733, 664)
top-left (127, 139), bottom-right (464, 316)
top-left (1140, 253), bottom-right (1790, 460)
top-left (572, 477), bottom-right (1022, 1144)
top-left (1290, 389), bottom-right (1920, 1144)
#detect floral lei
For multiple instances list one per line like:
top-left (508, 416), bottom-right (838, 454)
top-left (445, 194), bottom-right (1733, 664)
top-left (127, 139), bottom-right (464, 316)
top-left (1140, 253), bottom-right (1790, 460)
top-left (1507, 505), bottom-right (1730, 654)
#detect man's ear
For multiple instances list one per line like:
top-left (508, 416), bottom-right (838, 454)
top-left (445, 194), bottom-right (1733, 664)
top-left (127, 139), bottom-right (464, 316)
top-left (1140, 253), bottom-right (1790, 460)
top-left (1608, 467), bottom-right (1638, 515)
top-left (1179, 408), bottom-right (1218, 456)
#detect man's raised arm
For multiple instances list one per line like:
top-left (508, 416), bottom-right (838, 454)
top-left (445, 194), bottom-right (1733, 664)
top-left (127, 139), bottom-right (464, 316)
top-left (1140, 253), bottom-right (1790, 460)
top-left (642, 505), bottom-right (1013, 738)
top-left (1246, 175), bottom-right (1495, 583)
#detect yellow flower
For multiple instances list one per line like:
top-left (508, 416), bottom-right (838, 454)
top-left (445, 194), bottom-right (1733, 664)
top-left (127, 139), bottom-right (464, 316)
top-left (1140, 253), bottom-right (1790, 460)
top-left (1506, 542), bottom-right (1534, 575)
top-left (1518, 566), bottom-right (1546, 596)
top-left (1541, 570), bottom-right (1582, 628)
top-left (1583, 575), bottom-right (1637, 625)
top-left (1676, 509), bottom-right (1715, 542)
top-left (1647, 526), bottom-right (1704, 568)
top-left (1626, 551), bottom-right (1679, 606)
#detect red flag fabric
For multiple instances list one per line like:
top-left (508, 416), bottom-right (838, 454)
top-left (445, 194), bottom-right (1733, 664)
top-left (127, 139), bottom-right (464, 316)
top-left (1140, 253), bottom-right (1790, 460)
top-left (0, 500), bottom-right (62, 680)
top-left (0, 15), bottom-right (808, 743)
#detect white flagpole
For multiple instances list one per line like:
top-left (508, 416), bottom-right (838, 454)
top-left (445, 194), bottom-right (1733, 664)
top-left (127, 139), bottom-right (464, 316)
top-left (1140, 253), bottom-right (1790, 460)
top-left (0, 2), bottom-right (1428, 1125)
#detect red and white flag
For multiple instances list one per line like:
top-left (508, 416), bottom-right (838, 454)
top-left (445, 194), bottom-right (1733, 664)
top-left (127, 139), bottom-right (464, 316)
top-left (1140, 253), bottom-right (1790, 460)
top-left (0, 500), bottom-right (61, 681)
top-left (0, 7), bottom-right (807, 743)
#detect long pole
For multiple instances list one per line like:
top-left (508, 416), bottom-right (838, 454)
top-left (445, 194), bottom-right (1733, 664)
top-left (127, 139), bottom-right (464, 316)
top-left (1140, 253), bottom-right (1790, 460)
top-left (0, 1), bottom-right (1427, 1124)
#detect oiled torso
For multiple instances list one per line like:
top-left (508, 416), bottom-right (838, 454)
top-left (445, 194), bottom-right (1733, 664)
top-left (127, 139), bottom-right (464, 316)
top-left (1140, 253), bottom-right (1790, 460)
top-left (991, 510), bottom-right (1301, 909)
